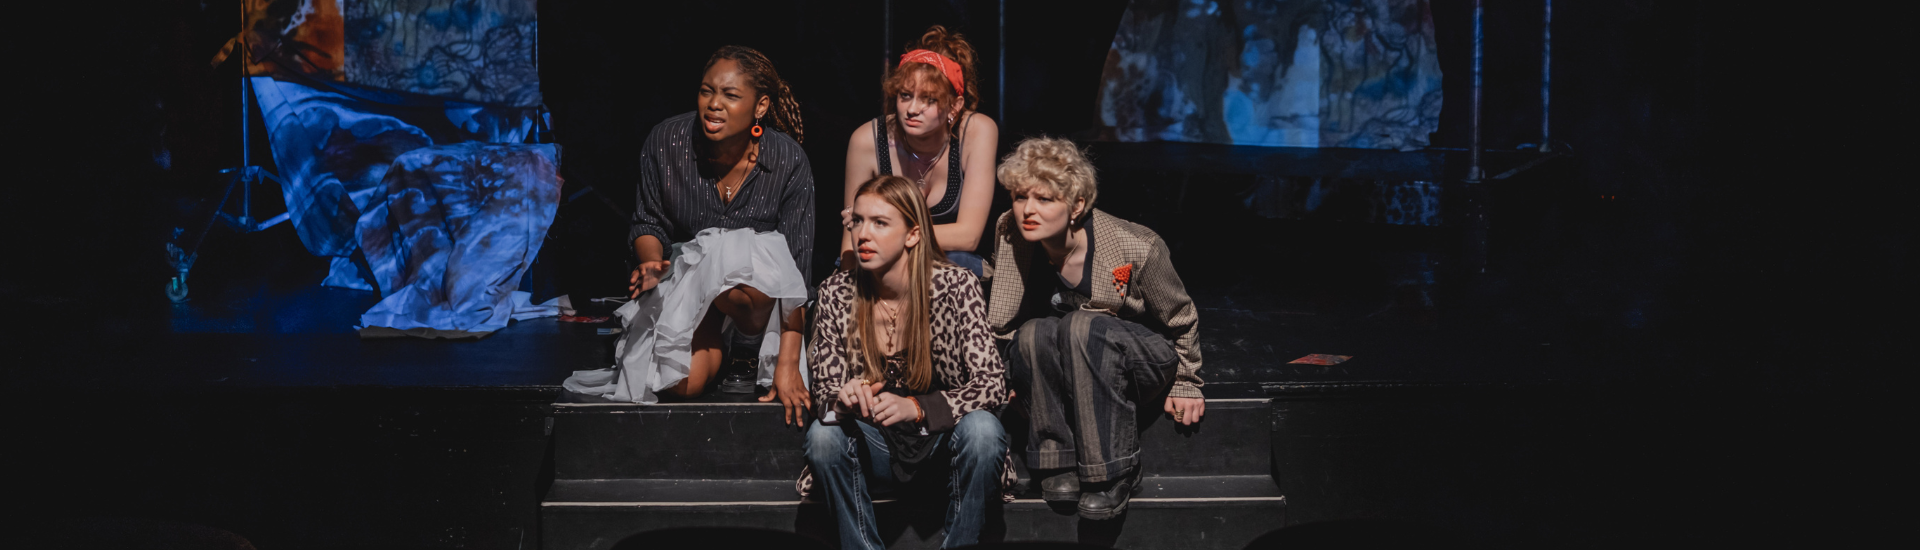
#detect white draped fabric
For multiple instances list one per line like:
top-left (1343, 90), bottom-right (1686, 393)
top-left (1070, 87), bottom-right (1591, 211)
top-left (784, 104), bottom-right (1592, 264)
top-left (563, 228), bottom-right (810, 404)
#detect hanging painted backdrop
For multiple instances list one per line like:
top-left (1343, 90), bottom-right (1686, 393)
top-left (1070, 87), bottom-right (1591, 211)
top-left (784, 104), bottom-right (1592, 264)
top-left (1094, 0), bottom-right (1443, 150)
top-left (236, 0), bottom-right (547, 294)
top-left (240, 0), bottom-right (541, 107)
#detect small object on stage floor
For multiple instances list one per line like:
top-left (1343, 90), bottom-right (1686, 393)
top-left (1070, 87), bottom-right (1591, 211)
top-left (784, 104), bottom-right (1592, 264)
top-left (1289, 354), bottom-right (1353, 366)
top-left (558, 315), bottom-right (610, 324)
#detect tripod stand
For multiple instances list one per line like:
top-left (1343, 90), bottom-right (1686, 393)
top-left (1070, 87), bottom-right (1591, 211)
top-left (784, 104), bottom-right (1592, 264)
top-left (166, 53), bottom-right (290, 303)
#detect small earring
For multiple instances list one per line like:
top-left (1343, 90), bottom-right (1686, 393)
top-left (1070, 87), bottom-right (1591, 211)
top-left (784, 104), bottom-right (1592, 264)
top-left (750, 117), bottom-right (764, 138)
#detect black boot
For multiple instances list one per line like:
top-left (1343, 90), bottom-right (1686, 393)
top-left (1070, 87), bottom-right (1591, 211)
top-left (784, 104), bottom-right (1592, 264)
top-left (1039, 470), bottom-right (1080, 503)
top-left (1076, 467), bottom-right (1142, 520)
top-left (717, 344), bottom-right (757, 394)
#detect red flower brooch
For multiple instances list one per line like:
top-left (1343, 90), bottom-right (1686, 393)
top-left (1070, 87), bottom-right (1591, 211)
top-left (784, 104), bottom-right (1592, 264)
top-left (1112, 263), bottom-right (1133, 297)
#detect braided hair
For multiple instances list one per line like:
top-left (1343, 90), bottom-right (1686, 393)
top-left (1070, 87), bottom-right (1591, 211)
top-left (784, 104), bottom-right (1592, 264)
top-left (705, 45), bottom-right (805, 144)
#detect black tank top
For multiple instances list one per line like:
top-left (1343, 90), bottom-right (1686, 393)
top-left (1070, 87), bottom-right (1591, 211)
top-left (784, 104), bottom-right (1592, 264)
top-left (875, 116), bottom-right (963, 225)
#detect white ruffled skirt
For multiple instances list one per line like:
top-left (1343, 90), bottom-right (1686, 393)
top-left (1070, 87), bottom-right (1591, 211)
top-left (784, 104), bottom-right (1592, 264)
top-left (562, 228), bottom-right (810, 404)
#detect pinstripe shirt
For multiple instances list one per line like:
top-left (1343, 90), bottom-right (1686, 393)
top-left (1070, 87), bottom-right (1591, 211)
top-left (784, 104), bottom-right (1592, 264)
top-left (630, 112), bottom-right (817, 287)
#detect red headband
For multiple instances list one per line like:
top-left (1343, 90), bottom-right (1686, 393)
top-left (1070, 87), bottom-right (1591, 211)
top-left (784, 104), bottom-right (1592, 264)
top-left (898, 49), bottom-right (964, 97)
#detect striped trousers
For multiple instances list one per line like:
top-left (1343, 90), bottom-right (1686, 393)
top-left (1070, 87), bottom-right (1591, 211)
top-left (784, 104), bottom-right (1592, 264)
top-left (1007, 309), bottom-right (1178, 483)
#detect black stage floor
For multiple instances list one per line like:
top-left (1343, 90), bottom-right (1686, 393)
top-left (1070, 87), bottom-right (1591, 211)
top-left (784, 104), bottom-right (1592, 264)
top-left (6, 270), bottom-right (1667, 393)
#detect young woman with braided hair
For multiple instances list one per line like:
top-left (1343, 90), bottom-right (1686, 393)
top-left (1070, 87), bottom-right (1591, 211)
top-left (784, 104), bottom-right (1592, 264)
top-left (840, 26), bottom-right (1000, 278)
top-left (563, 46), bottom-right (816, 425)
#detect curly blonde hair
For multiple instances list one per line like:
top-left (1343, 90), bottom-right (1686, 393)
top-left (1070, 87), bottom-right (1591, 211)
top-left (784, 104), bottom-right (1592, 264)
top-left (996, 136), bottom-right (1098, 222)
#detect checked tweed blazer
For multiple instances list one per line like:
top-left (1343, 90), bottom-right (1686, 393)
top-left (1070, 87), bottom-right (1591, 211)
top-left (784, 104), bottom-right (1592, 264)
top-left (983, 209), bottom-right (1205, 398)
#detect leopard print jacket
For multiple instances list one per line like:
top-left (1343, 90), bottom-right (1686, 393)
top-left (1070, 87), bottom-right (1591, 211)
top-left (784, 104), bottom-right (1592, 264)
top-left (796, 264), bottom-right (1017, 499)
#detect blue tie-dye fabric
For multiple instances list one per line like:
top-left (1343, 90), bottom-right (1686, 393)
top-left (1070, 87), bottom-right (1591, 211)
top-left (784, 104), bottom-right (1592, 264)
top-left (250, 75), bottom-right (541, 284)
top-left (355, 143), bottom-right (561, 334)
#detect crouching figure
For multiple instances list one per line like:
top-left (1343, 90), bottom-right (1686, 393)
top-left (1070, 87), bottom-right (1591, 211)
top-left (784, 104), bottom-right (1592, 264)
top-left (986, 137), bottom-right (1207, 519)
top-left (801, 175), bottom-right (1011, 549)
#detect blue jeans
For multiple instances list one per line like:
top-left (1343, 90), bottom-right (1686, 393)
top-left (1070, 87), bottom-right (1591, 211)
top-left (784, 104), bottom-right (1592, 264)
top-left (805, 410), bottom-right (1006, 550)
top-left (945, 251), bottom-right (984, 280)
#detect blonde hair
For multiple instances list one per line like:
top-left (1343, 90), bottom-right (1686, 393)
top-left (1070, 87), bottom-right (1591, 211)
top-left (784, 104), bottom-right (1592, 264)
top-left (996, 136), bottom-right (1098, 223)
top-left (883, 26), bottom-right (980, 138)
top-left (848, 175), bottom-right (949, 393)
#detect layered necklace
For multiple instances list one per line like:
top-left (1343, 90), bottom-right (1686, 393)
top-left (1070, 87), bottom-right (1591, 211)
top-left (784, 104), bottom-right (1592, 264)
top-left (899, 133), bottom-right (949, 194)
top-left (876, 298), bottom-right (904, 356)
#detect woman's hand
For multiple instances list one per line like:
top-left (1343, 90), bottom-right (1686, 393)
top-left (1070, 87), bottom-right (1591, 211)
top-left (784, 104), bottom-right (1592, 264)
top-left (837, 379), bottom-right (887, 417)
top-left (628, 260), bottom-right (672, 298)
top-left (759, 359), bottom-right (811, 426)
top-left (1165, 396), bottom-right (1206, 426)
top-left (835, 379), bottom-right (863, 413)
top-left (871, 393), bottom-right (922, 427)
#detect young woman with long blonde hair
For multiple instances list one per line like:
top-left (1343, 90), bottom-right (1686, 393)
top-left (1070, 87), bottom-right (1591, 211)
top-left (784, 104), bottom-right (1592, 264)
top-left (803, 175), bottom-right (1009, 550)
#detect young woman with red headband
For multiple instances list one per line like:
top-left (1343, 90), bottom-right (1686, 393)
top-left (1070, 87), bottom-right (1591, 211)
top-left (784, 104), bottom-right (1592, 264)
top-left (840, 26), bottom-right (1000, 279)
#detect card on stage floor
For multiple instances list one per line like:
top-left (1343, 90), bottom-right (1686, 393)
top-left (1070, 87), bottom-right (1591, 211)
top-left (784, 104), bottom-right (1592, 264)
top-left (1289, 354), bottom-right (1353, 366)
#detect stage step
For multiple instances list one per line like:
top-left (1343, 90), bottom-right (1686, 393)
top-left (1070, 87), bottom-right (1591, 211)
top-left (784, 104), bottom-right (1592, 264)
top-left (550, 384), bottom-right (1274, 481)
top-left (544, 383), bottom-right (1283, 548)
top-left (541, 475), bottom-right (1285, 550)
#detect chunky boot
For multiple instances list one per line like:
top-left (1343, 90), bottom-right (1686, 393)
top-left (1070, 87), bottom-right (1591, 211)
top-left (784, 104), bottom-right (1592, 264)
top-left (717, 345), bottom-right (757, 394)
top-left (1039, 471), bottom-right (1080, 503)
top-left (1076, 467), bottom-right (1142, 520)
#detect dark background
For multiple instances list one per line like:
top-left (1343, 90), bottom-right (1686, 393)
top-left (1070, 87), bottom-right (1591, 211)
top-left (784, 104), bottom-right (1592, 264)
top-left (9, 0), bottom-right (1907, 365)
top-left (4, 0), bottom-right (1907, 548)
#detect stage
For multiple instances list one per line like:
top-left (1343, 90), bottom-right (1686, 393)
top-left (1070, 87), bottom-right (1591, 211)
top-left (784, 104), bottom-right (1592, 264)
top-left (8, 0), bottom-right (1905, 548)
top-left (11, 135), bottom-right (1868, 548)
top-left (12, 222), bottom-right (1862, 549)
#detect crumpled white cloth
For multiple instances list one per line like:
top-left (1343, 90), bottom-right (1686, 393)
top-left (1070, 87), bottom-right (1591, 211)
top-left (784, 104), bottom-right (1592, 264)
top-left (509, 292), bottom-right (569, 321)
top-left (562, 228), bottom-right (809, 404)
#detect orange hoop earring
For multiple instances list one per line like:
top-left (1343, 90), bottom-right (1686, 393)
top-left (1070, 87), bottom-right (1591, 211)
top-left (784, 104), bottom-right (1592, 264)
top-left (750, 117), bottom-right (764, 138)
